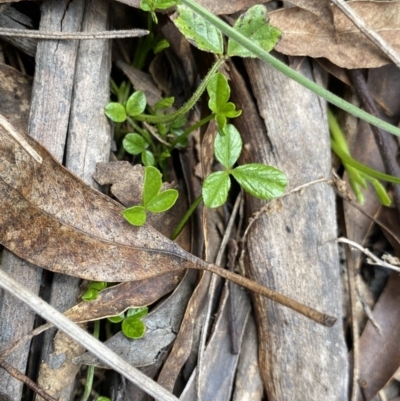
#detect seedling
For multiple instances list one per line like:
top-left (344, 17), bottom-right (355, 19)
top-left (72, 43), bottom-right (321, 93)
top-left (122, 166), bottom-right (178, 226)
top-left (108, 306), bottom-right (149, 339)
top-left (82, 281), bottom-right (107, 302)
top-left (202, 124), bottom-right (287, 208)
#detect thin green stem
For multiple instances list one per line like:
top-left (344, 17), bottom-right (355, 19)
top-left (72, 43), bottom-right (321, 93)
top-left (81, 320), bottom-right (100, 401)
top-left (327, 109), bottom-right (350, 155)
top-left (170, 114), bottom-right (215, 148)
top-left (179, 0), bottom-right (400, 138)
top-left (171, 194), bottom-right (203, 240)
top-left (331, 140), bottom-right (400, 184)
top-left (134, 58), bottom-right (225, 124)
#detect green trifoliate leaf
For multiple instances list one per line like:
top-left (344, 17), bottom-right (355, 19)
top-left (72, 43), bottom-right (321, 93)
top-left (82, 288), bottom-right (98, 302)
top-left (122, 317), bottom-right (146, 339)
top-left (126, 91), bottom-right (147, 117)
top-left (154, 38), bottom-right (170, 54)
top-left (104, 102), bottom-right (126, 123)
top-left (232, 164), bottom-right (287, 199)
top-left (146, 189), bottom-right (179, 213)
top-left (126, 306), bottom-right (148, 319)
top-left (228, 5), bottom-right (281, 58)
top-left (154, 97), bottom-right (174, 112)
top-left (214, 124), bottom-right (242, 169)
top-left (141, 150), bottom-right (155, 166)
top-left (122, 206), bottom-right (147, 226)
top-left (123, 133), bottom-right (148, 155)
top-left (207, 72), bottom-right (230, 113)
top-left (173, 5), bottom-right (223, 54)
top-left (202, 171), bottom-right (231, 208)
top-left (107, 313), bottom-right (125, 323)
top-left (143, 166), bottom-right (162, 206)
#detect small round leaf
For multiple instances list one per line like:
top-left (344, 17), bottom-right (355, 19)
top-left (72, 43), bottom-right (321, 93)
top-left (107, 313), bottom-right (125, 323)
top-left (231, 164), bottom-right (287, 199)
top-left (146, 189), bottom-right (179, 213)
top-left (141, 150), bottom-right (155, 167)
top-left (104, 102), bottom-right (126, 123)
top-left (82, 288), bottom-right (98, 302)
top-left (122, 206), bottom-right (147, 226)
top-left (122, 317), bottom-right (146, 339)
top-left (143, 166), bottom-right (162, 206)
top-left (214, 124), bottom-right (242, 169)
top-left (126, 306), bottom-right (149, 319)
top-left (202, 171), bottom-right (231, 208)
top-left (207, 72), bottom-right (230, 113)
top-left (88, 281), bottom-right (107, 291)
top-left (126, 91), bottom-right (147, 117)
top-left (123, 133), bottom-right (148, 155)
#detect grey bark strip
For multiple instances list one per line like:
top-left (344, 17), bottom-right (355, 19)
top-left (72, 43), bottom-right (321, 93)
top-left (0, 0), bottom-right (85, 397)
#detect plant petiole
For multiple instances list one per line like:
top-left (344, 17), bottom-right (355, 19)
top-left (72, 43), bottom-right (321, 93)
top-left (134, 58), bottom-right (226, 124)
top-left (170, 113), bottom-right (215, 148)
top-left (171, 194), bottom-right (203, 240)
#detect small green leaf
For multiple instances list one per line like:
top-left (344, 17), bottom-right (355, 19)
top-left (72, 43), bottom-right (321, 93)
top-left (126, 306), bottom-right (148, 319)
top-left (154, 97), bottom-right (174, 112)
top-left (214, 124), bottom-right (242, 169)
top-left (222, 102), bottom-right (242, 118)
top-left (154, 38), bottom-right (170, 54)
top-left (146, 189), bottom-right (179, 212)
top-left (82, 288), bottom-right (98, 302)
top-left (88, 281), bottom-right (107, 291)
top-left (122, 206), bottom-right (147, 226)
top-left (202, 171), bottom-right (231, 208)
top-left (97, 397), bottom-right (111, 401)
top-left (126, 91), bottom-right (147, 117)
top-left (122, 317), bottom-right (146, 339)
top-left (123, 133), bottom-right (148, 155)
top-left (143, 166), bottom-right (162, 206)
top-left (108, 312), bottom-right (125, 323)
top-left (228, 5), bottom-right (281, 58)
top-left (207, 72), bottom-right (230, 113)
top-left (231, 164), bottom-right (287, 199)
top-left (141, 150), bottom-right (155, 166)
top-left (370, 178), bottom-right (392, 206)
top-left (104, 102), bottom-right (126, 123)
top-left (173, 5), bottom-right (224, 54)
top-left (171, 114), bottom-right (187, 129)
top-left (215, 114), bottom-right (227, 131)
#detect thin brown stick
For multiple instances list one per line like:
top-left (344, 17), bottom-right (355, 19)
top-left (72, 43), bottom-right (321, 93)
top-left (0, 28), bottom-right (148, 40)
top-left (330, 0), bottom-right (400, 69)
top-left (227, 239), bottom-right (239, 354)
top-left (0, 358), bottom-right (58, 401)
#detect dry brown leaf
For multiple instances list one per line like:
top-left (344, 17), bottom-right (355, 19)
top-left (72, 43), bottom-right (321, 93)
top-left (65, 271), bottom-right (184, 323)
top-left (270, 1), bottom-right (400, 69)
top-left (285, 0), bottom-right (332, 19)
top-left (114, 0), bottom-right (269, 14)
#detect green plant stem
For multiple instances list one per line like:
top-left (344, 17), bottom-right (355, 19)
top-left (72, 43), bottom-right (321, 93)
top-left (134, 58), bottom-right (225, 124)
top-left (81, 320), bottom-right (100, 401)
top-left (171, 194), bottom-right (203, 240)
top-left (170, 114), bottom-right (215, 148)
top-left (179, 0), bottom-right (400, 138)
top-left (331, 140), bottom-right (400, 184)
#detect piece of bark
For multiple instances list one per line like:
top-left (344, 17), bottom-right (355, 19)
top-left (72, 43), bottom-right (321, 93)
top-left (35, 2), bottom-right (111, 399)
top-left (0, 6), bottom-right (37, 57)
top-left (232, 313), bottom-right (264, 401)
top-left (179, 282), bottom-right (251, 401)
top-left (230, 59), bottom-right (348, 400)
top-left (0, 1), bottom-right (84, 398)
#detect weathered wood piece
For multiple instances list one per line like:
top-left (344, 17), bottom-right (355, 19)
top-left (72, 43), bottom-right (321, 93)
top-left (230, 59), bottom-right (348, 400)
top-left (35, 2), bottom-right (111, 399)
top-left (0, 1), bottom-right (84, 398)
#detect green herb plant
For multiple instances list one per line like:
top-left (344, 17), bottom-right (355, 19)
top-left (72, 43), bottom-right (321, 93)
top-left (122, 166), bottom-right (179, 226)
